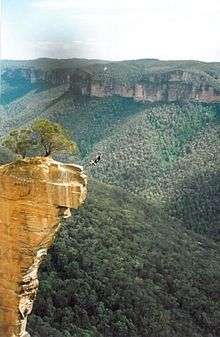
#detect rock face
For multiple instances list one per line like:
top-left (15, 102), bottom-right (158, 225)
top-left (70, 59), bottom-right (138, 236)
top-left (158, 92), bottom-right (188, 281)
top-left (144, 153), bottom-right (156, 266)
top-left (2, 68), bottom-right (71, 86)
top-left (0, 157), bottom-right (87, 337)
top-left (2, 65), bottom-right (220, 103)
top-left (70, 69), bottom-right (220, 103)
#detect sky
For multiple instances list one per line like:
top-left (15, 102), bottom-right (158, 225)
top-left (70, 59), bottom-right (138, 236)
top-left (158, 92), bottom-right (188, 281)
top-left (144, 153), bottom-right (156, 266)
top-left (1, 0), bottom-right (220, 61)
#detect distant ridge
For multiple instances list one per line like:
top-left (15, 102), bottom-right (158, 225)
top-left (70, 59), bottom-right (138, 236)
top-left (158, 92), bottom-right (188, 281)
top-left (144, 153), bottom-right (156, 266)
top-left (1, 58), bottom-right (220, 104)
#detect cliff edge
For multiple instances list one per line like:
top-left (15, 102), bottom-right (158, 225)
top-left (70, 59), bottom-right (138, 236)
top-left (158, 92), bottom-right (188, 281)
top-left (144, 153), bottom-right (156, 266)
top-left (70, 69), bottom-right (220, 103)
top-left (0, 157), bottom-right (87, 337)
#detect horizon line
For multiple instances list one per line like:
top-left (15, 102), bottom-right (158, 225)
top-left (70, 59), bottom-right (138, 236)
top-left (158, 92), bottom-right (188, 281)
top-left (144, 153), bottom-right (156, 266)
top-left (1, 56), bottom-right (220, 64)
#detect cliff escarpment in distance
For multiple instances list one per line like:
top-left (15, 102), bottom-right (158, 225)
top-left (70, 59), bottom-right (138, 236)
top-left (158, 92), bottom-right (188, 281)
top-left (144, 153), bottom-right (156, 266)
top-left (86, 70), bottom-right (220, 103)
top-left (0, 157), bottom-right (87, 337)
top-left (1, 58), bottom-right (220, 104)
top-left (0, 58), bottom-right (106, 104)
top-left (68, 58), bottom-right (220, 102)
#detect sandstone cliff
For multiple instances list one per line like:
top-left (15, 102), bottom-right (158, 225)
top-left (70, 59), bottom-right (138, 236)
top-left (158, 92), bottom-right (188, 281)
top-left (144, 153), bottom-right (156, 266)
top-left (70, 69), bottom-right (220, 103)
top-left (2, 67), bottom-right (71, 87)
top-left (2, 61), bottom-right (220, 103)
top-left (0, 157), bottom-right (87, 337)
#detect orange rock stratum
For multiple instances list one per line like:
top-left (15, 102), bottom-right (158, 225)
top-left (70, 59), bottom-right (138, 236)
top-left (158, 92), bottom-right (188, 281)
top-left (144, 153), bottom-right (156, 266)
top-left (0, 157), bottom-right (87, 337)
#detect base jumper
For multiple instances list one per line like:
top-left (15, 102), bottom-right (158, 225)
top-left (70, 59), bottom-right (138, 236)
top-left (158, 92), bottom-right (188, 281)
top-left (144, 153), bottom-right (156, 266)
top-left (90, 153), bottom-right (102, 166)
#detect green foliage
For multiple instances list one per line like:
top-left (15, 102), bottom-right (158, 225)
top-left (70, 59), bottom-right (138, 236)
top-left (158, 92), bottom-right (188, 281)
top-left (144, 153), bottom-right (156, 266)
top-left (0, 85), bottom-right (69, 135)
top-left (2, 58), bottom-right (220, 106)
top-left (1, 58), bottom-right (107, 104)
top-left (2, 127), bottom-right (34, 158)
top-left (83, 102), bottom-right (219, 237)
top-left (1, 58), bottom-right (107, 71)
top-left (28, 181), bottom-right (220, 337)
top-left (46, 96), bottom-right (146, 158)
top-left (0, 116), bottom-right (78, 159)
top-left (83, 59), bottom-right (220, 89)
top-left (31, 118), bottom-right (77, 157)
top-left (2, 91), bottom-right (218, 236)
top-left (161, 127), bottom-right (220, 236)
top-left (1, 61), bottom-right (220, 337)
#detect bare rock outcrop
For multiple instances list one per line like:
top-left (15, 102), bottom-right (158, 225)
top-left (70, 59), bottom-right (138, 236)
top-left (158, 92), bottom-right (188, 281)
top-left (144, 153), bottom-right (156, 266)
top-left (0, 157), bottom-right (87, 337)
top-left (70, 69), bottom-right (220, 103)
top-left (2, 65), bottom-right (220, 103)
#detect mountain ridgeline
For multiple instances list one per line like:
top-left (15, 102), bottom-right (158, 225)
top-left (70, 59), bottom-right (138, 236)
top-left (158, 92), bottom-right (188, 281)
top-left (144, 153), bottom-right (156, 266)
top-left (0, 58), bottom-right (220, 337)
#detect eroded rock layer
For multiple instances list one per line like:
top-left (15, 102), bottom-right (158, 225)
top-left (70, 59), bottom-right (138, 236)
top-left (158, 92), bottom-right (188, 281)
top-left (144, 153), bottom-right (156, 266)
top-left (2, 66), bottom-right (220, 103)
top-left (0, 157), bottom-right (87, 337)
top-left (70, 69), bottom-right (220, 102)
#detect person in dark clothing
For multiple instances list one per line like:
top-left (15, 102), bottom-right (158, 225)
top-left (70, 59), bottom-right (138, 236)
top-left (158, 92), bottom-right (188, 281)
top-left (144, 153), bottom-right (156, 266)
top-left (90, 153), bottom-right (102, 166)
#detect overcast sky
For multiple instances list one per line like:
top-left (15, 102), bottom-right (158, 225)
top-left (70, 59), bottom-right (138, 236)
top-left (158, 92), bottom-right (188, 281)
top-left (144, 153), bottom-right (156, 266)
top-left (1, 0), bottom-right (220, 61)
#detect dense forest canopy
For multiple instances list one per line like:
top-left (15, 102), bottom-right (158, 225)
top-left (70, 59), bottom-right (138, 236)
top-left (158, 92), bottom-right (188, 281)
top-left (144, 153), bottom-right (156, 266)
top-left (0, 59), bottom-right (219, 337)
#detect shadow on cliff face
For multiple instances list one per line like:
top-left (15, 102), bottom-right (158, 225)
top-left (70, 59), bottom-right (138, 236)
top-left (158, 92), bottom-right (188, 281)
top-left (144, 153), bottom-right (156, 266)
top-left (1, 81), bottom-right (68, 106)
top-left (43, 90), bottom-right (71, 111)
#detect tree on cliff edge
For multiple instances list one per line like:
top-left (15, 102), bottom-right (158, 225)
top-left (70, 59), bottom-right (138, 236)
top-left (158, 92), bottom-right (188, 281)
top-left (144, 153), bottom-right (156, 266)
top-left (32, 118), bottom-right (77, 157)
top-left (2, 119), bottom-right (77, 158)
